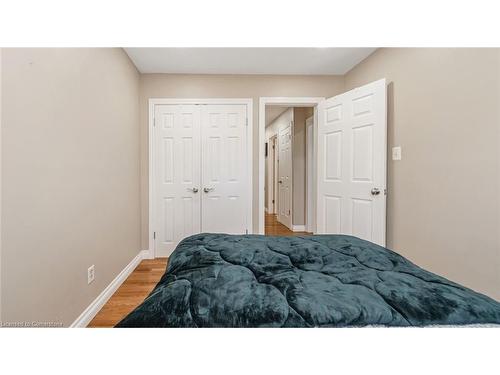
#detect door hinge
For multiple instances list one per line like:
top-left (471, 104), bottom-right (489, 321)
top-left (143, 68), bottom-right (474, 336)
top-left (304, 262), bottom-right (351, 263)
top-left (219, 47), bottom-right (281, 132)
top-left (153, 231), bottom-right (156, 239)
top-left (288, 209), bottom-right (291, 215)
top-left (153, 116), bottom-right (156, 127)
top-left (272, 199), bottom-right (275, 204)
top-left (245, 118), bottom-right (248, 127)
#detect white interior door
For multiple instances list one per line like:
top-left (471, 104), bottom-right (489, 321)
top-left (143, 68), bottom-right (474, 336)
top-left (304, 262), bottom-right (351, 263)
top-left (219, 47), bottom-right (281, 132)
top-left (316, 79), bottom-right (387, 245)
top-left (277, 118), bottom-right (293, 229)
top-left (272, 136), bottom-right (278, 214)
top-left (201, 105), bottom-right (248, 234)
top-left (154, 104), bottom-right (201, 256)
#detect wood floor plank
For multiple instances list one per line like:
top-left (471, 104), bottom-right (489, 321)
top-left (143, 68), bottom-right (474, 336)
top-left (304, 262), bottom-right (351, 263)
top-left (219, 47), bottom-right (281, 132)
top-left (87, 257), bottom-right (168, 328)
top-left (264, 213), bottom-right (311, 236)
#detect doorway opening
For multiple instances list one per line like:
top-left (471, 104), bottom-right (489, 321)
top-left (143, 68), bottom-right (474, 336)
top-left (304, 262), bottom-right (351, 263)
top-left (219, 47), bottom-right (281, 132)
top-left (259, 81), bottom-right (387, 243)
top-left (260, 98), bottom-right (324, 236)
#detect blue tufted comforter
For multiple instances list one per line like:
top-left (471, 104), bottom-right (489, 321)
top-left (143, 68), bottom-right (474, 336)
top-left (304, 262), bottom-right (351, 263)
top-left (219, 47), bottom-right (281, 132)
top-left (116, 234), bottom-right (500, 327)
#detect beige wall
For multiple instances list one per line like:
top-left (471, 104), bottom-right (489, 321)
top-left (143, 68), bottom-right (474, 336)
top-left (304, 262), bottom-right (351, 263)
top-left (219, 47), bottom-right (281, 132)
top-left (139, 74), bottom-right (345, 248)
top-left (344, 48), bottom-right (500, 299)
top-left (0, 48), bottom-right (141, 326)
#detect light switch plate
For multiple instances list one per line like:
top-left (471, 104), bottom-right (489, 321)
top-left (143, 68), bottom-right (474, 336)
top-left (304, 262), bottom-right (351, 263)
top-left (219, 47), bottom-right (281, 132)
top-left (87, 265), bottom-right (95, 284)
top-left (392, 146), bottom-right (402, 161)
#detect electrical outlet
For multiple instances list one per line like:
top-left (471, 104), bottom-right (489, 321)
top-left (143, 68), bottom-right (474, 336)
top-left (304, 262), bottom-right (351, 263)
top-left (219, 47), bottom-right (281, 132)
top-left (392, 146), bottom-right (402, 161)
top-left (87, 265), bottom-right (95, 284)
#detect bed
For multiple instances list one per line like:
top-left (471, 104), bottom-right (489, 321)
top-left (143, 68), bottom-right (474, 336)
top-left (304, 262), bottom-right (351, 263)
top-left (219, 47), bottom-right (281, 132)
top-left (116, 234), bottom-right (500, 327)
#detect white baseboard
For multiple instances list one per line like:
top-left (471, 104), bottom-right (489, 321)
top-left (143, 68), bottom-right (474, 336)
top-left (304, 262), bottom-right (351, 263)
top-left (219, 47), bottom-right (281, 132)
top-left (143, 248), bottom-right (154, 259)
top-left (292, 225), bottom-right (306, 232)
top-left (70, 250), bottom-right (149, 328)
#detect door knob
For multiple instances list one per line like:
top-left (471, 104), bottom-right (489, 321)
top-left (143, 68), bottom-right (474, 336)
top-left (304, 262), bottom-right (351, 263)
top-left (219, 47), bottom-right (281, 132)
top-left (203, 187), bottom-right (214, 193)
top-left (187, 187), bottom-right (199, 193)
top-left (278, 180), bottom-right (283, 184)
top-left (371, 188), bottom-right (380, 196)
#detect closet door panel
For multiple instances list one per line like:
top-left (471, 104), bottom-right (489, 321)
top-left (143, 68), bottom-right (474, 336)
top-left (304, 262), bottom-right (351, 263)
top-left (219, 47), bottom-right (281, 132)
top-left (201, 105), bottom-right (248, 234)
top-left (155, 104), bottom-right (201, 256)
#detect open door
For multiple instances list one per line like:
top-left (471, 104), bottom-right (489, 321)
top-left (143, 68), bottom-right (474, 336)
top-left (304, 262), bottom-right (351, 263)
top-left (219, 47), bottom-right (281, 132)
top-left (316, 79), bottom-right (387, 246)
top-left (270, 135), bottom-right (278, 214)
top-left (277, 117), bottom-right (293, 229)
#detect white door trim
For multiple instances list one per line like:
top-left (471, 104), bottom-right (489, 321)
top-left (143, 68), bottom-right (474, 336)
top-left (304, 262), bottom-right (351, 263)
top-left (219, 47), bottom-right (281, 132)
top-left (258, 97), bottom-right (324, 234)
top-left (267, 134), bottom-right (278, 214)
top-left (149, 98), bottom-right (253, 258)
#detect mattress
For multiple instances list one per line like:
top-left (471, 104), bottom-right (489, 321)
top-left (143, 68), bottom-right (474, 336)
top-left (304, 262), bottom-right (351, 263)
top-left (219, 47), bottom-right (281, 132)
top-left (116, 234), bottom-right (500, 327)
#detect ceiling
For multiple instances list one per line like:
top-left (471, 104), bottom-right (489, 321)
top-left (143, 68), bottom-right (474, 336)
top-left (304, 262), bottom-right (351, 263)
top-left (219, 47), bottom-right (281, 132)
top-left (266, 106), bottom-right (289, 127)
top-left (124, 48), bottom-right (376, 75)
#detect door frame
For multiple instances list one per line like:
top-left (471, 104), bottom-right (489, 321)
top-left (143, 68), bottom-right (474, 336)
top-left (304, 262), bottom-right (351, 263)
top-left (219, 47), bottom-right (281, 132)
top-left (267, 134), bottom-right (278, 214)
top-left (258, 97), bottom-right (324, 234)
top-left (148, 98), bottom-right (253, 258)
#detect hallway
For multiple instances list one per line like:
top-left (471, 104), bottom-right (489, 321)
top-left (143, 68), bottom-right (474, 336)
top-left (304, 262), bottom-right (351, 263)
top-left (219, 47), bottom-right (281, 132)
top-left (264, 213), bottom-right (311, 236)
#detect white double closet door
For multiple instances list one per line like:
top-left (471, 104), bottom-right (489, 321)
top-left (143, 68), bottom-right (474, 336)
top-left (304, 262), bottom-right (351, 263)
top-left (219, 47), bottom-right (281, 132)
top-left (154, 104), bottom-right (248, 256)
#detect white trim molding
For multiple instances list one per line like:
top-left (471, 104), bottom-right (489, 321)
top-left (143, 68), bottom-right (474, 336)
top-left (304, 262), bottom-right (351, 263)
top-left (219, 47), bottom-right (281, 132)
top-left (258, 97), bottom-right (325, 234)
top-left (70, 250), bottom-right (148, 328)
top-left (149, 98), bottom-right (253, 258)
top-left (292, 225), bottom-right (307, 232)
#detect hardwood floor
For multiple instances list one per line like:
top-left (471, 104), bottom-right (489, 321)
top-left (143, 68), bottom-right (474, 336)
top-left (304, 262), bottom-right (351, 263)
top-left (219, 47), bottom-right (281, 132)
top-left (264, 213), bottom-right (311, 236)
top-left (87, 213), bottom-right (309, 327)
top-left (88, 258), bottom-right (168, 327)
